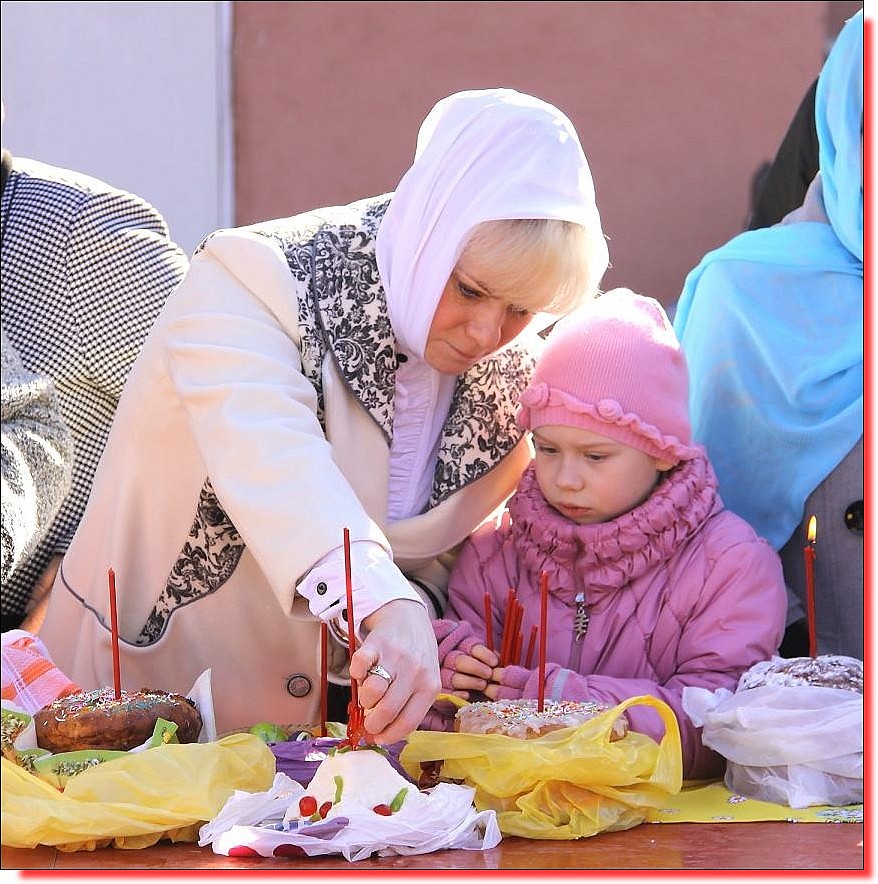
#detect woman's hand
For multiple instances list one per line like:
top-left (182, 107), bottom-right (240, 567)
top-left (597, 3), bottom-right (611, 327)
top-left (349, 598), bottom-right (442, 743)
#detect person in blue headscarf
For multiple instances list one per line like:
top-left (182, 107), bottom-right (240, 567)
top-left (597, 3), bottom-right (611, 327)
top-left (673, 11), bottom-right (863, 659)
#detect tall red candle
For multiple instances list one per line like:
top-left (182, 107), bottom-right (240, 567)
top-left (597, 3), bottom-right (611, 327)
top-left (342, 528), bottom-right (365, 744)
top-left (499, 588), bottom-right (516, 666)
top-left (512, 630), bottom-right (524, 668)
top-left (320, 621), bottom-right (328, 737)
top-left (524, 625), bottom-right (539, 668)
top-left (343, 528), bottom-right (358, 704)
top-left (804, 515), bottom-right (818, 657)
top-left (483, 592), bottom-right (494, 652)
top-left (538, 571), bottom-right (548, 712)
top-left (510, 604), bottom-right (524, 666)
top-left (108, 568), bottom-right (121, 700)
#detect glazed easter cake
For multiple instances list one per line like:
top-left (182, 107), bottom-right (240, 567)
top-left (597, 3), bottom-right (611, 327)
top-left (455, 698), bottom-right (628, 740)
top-left (737, 655), bottom-right (863, 694)
top-left (33, 687), bottom-right (203, 753)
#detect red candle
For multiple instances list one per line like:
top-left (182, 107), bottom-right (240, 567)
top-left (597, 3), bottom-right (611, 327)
top-left (512, 630), bottom-right (524, 668)
top-left (320, 621), bottom-right (328, 737)
top-left (108, 568), bottom-right (121, 700)
top-left (510, 603), bottom-right (524, 665)
top-left (503, 599), bottom-right (522, 667)
top-left (499, 588), bottom-right (516, 666)
top-left (524, 625), bottom-right (539, 668)
top-left (538, 571), bottom-right (548, 712)
top-left (342, 528), bottom-right (364, 744)
top-left (804, 515), bottom-right (818, 657)
top-left (483, 592), bottom-right (494, 652)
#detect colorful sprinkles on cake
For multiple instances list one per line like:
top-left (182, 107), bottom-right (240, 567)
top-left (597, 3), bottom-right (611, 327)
top-left (1, 713), bottom-right (28, 745)
top-left (457, 698), bottom-right (613, 739)
top-left (41, 688), bottom-right (185, 721)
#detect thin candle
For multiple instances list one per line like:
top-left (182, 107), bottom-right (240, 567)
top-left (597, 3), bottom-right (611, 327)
top-left (524, 625), bottom-right (538, 668)
top-left (804, 515), bottom-right (818, 657)
top-left (499, 588), bottom-right (516, 666)
top-left (320, 621), bottom-right (328, 737)
top-left (343, 528), bottom-right (358, 705)
top-left (502, 598), bottom-right (521, 667)
top-left (512, 630), bottom-right (524, 668)
top-left (538, 571), bottom-right (548, 712)
top-left (108, 567), bottom-right (121, 700)
top-left (483, 592), bottom-right (494, 652)
top-left (342, 528), bottom-right (364, 744)
top-left (510, 603), bottom-right (524, 665)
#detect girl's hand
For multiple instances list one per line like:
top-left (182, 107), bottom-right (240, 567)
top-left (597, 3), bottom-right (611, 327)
top-left (483, 670), bottom-right (506, 700)
top-left (448, 643), bottom-right (499, 696)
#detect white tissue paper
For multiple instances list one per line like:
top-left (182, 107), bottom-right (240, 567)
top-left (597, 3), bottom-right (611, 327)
top-left (683, 682), bottom-right (862, 808)
top-left (198, 771), bottom-right (501, 861)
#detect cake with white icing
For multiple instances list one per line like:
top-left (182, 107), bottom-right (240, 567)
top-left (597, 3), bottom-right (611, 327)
top-left (737, 655), bottom-right (863, 694)
top-left (285, 746), bottom-right (426, 821)
top-left (455, 698), bottom-right (628, 740)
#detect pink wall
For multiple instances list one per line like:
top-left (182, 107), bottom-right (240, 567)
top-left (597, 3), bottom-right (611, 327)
top-left (233, 1), bottom-right (860, 305)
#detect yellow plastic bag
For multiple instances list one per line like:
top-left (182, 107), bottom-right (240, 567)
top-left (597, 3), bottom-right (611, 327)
top-left (1, 733), bottom-right (275, 851)
top-left (401, 695), bottom-right (682, 839)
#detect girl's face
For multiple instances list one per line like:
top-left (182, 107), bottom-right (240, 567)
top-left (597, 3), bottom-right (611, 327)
top-left (532, 425), bottom-right (673, 524)
top-left (424, 252), bottom-right (552, 375)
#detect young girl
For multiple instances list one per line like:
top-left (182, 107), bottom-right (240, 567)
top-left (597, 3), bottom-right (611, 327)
top-left (427, 289), bottom-right (787, 779)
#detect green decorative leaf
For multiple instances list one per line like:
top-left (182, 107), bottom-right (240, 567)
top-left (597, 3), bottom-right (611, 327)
top-left (32, 748), bottom-right (127, 789)
top-left (248, 722), bottom-right (288, 743)
top-left (148, 718), bottom-right (180, 748)
top-left (1, 709), bottom-right (32, 747)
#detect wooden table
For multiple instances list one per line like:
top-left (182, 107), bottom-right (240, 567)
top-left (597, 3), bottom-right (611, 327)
top-left (2, 822), bottom-right (865, 871)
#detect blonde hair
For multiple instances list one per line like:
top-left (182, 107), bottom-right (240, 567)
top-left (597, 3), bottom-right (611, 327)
top-left (458, 219), bottom-right (598, 316)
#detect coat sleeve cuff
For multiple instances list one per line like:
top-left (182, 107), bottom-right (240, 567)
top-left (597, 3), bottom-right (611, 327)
top-left (298, 540), bottom-right (424, 642)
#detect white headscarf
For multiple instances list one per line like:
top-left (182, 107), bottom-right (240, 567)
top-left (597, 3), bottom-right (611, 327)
top-left (376, 88), bottom-right (608, 359)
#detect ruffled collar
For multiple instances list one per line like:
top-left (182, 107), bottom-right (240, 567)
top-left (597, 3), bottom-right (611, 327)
top-left (507, 450), bottom-right (719, 598)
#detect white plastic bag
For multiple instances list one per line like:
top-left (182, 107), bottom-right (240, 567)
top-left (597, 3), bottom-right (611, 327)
top-left (683, 682), bottom-right (862, 808)
top-left (198, 772), bottom-right (501, 861)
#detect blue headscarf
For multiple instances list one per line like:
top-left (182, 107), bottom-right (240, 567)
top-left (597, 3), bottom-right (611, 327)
top-left (672, 11), bottom-right (863, 550)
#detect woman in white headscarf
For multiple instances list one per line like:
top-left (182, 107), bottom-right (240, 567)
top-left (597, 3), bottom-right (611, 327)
top-left (39, 89), bottom-right (608, 738)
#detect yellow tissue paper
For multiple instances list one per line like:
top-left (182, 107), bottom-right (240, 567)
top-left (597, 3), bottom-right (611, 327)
top-left (1, 733), bottom-right (275, 851)
top-left (402, 695), bottom-right (682, 840)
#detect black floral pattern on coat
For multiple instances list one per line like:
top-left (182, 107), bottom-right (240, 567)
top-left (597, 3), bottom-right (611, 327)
top-left (432, 346), bottom-right (534, 505)
top-left (137, 480), bottom-right (244, 645)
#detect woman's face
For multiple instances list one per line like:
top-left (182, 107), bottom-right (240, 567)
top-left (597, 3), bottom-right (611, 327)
top-left (425, 252), bottom-right (550, 375)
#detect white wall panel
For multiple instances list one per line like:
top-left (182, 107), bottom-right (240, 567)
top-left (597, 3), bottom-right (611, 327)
top-left (1, 0), bottom-right (232, 255)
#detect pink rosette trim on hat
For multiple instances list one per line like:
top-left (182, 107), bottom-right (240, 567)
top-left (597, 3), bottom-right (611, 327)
top-left (518, 383), bottom-right (699, 463)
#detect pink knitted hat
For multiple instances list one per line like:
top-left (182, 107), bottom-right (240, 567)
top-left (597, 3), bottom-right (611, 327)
top-left (517, 288), bottom-right (699, 464)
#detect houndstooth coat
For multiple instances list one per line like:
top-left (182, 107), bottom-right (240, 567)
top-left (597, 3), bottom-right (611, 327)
top-left (0, 152), bottom-right (189, 621)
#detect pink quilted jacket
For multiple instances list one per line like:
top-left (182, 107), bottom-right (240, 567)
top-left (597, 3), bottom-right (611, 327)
top-left (429, 452), bottom-right (786, 779)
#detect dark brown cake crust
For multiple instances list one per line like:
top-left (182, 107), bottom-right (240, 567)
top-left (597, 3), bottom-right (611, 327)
top-left (33, 687), bottom-right (203, 752)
